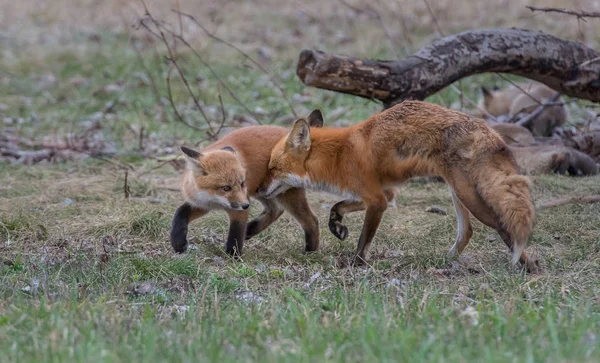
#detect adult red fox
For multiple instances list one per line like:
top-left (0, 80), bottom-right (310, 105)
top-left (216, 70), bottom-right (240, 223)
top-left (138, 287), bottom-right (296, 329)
top-left (171, 117), bottom-right (323, 257)
top-left (258, 101), bottom-right (539, 273)
top-left (479, 82), bottom-right (570, 137)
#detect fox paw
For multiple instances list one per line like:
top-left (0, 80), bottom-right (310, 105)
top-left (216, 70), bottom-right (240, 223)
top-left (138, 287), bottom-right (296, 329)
top-left (352, 255), bottom-right (367, 267)
top-left (225, 247), bottom-right (243, 259)
top-left (328, 220), bottom-right (348, 240)
top-left (525, 258), bottom-right (543, 274)
top-left (335, 254), bottom-right (366, 268)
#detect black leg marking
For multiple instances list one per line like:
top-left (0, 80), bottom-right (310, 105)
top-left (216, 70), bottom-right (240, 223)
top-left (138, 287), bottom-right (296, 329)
top-left (329, 210), bottom-right (349, 241)
top-left (225, 219), bottom-right (246, 257)
top-left (170, 203), bottom-right (192, 253)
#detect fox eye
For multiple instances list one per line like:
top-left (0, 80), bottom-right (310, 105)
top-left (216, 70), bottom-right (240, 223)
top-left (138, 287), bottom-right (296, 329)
top-left (241, 180), bottom-right (246, 188)
top-left (221, 186), bottom-right (232, 192)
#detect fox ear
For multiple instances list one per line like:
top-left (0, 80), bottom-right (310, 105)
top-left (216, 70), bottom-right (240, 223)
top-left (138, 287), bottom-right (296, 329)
top-left (181, 146), bottom-right (206, 175)
top-left (221, 146), bottom-right (236, 154)
top-left (287, 119), bottom-right (311, 151)
top-left (307, 109), bottom-right (324, 128)
top-left (481, 86), bottom-right (492, 99)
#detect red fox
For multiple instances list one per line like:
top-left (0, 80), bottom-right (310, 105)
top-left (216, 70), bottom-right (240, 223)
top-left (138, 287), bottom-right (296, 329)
top-left (490, 123), bottom-right (598, 176)
top-left (258, 101), bottom-right (539, 273)
top-left (479, 82), bottom-right (570, 137)
top-left (171, 116), bottom-right (323, 257)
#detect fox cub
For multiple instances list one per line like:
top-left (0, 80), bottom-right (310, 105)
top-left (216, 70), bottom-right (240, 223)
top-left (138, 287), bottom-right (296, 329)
top-left (171, 118), bottom-right (323, 257)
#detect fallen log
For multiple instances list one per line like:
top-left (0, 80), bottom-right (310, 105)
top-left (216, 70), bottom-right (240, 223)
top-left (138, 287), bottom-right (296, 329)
top-left (296, 28), bottom-right (600, 107)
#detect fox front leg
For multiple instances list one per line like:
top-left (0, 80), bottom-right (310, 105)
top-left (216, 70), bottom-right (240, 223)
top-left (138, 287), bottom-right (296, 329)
top-left (170, 202), bottom-right (208, 253)
top-left (353, 196), bottom-right (388, 265)
top-left (329, 199), bottom-right (365, 240)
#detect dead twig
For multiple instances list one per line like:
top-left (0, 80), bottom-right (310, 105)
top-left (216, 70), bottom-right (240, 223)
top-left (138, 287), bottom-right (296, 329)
top-left (154, 20), bottom-right (262, 124)
top-left (494, 73), bottom-right (542, 106)
top-left (422, 0), bottom-right (444, 36)
top-left (514, 92), bottom-right (562, 127)
top-left (578, 56), bottom-right (600, 68)
top-left (507, 99), bottom-right (576, 124)
top-left (122, 8), bottom-right (167, 124)
top-left (123, 170), bottom-right (131, 199)
top-left (139, 126), bottom-right (145, 150)
top-left (526, 6), bottom-right (600, 21)
top-left (213, 86), bottom-right (228, 138)
top-left (128, 196), bottom-right (165, 204)
top-left (136, 158), bottom-right (174, 178)
top-left (449, 85), bottom-right (496, 120)
top-left (139, 1), bottom-right (214, 132)
top-left (536, 195), bottom-right (600, 209)
top-left (165, 63), bottom-right (207, 132)
top-left (337, 0), bottom-right (407, 58)
top-left (173, 9), bottom-right (298, 118)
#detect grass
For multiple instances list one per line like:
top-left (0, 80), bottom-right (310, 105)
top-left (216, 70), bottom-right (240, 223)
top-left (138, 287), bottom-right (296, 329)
top-left (2, 164), bottom-right (600, 362)
top-left (2, 0), bottom-right (600, 361)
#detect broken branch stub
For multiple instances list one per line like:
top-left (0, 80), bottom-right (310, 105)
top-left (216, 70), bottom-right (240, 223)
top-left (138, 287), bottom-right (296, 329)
top-left (296, 28), bottom-right (600, 107)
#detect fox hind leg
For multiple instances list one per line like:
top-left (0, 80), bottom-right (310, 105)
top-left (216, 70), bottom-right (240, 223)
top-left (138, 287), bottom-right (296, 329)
top-left (447, 187), bottom-right (473, 258)
top-left (353, 194), bottom-right (389, 265)
top-left (276, 188), bottom-right (320, 252)
top-left (448, 169), bottom-right (537, 273)
top-left (245, 198), bottom-right (284, 240)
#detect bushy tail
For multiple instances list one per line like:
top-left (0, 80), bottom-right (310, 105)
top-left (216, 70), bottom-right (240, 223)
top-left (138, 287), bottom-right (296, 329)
top-left (472, 148), bottom-right (535, 264)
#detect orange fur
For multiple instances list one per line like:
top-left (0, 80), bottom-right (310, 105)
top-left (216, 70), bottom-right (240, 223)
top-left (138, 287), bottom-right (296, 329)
top-left (260, 101), bottom-right (538, 272)
top-left (171, 125), bottom-right (319, 256)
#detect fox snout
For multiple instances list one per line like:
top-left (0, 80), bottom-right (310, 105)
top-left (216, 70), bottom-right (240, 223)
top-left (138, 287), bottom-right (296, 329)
top-left (230, 201), bottom-right (250, 210)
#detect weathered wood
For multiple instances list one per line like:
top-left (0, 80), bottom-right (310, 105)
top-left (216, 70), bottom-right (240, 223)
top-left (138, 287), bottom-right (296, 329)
top-left (296, 28), bottom-right (600, 107)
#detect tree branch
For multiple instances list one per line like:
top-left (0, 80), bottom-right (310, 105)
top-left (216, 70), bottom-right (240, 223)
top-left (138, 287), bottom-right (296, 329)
top-left (526, 6), bottom-right (600, 21)
top-left (296, 29), bottom-right (600, 107)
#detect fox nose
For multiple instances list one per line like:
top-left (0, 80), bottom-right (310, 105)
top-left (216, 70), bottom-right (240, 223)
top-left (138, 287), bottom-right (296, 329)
top-left (241, 203), bottom-right (250, 210)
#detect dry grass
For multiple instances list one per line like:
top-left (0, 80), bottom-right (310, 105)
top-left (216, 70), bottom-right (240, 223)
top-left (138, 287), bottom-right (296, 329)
top-left (3, 0), bottom-right (600, 62)
top-left (2, 0), bottom-right (600, 361)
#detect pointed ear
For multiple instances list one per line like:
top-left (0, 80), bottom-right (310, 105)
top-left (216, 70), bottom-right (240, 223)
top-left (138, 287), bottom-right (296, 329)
top-left (481, 86), bottom-right (492, 99)
top-left (221, 146), bottom-right (236, 154)
top-left (286, 119), bottom-right (311, 151)
top-left (307, 109), bottom-right (323, 128)
top-left (181, 146), bottom-right (206, 175)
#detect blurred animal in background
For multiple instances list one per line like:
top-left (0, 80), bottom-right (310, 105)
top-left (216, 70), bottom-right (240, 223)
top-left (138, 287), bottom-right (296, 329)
top-left (479, 82), bottom-right (570, 137)
top-left (490, 123), bottom-right (598, 176)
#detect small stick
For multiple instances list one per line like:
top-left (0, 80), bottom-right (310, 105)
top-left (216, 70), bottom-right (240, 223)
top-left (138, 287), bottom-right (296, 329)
top-left (124, 170), bottom-right (130, 199)
top-left (536, 195), bottom-right (600, 209)
top-left (515, 92), bottom-right (562, 127)
top-left (526, 6), bottom-right (600, 21)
